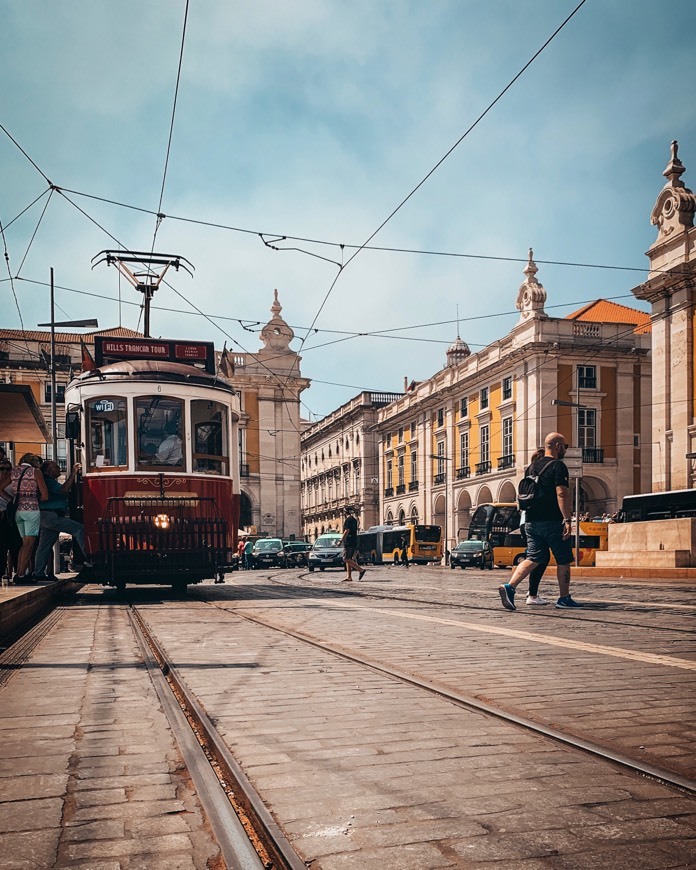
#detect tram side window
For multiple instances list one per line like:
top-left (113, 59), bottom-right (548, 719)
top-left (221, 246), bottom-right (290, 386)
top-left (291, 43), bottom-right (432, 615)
top-left (192, 400), bottom-right (229, 475)
top-left (87, 398), bottom-right (128, 469)
top-left (136, 397), bottom-right (185, 470)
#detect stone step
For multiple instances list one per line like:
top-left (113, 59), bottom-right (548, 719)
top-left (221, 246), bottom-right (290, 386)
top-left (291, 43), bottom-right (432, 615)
top-left (595, 549), bottom-right (692, 568)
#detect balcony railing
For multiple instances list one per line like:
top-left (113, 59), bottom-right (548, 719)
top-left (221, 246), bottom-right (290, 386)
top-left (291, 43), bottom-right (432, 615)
top-left (582, 447), bottom-right (604, 463)
top-left (456, 466), bottom-right (470, 480)
top-left (396, 483), bottom-right (406, 495)
top-left (475, 460), bottom-right (491, 476)
top-left (433, 472), bottom-right (446, 485)
top-left (497, 454), bottom-right (515, 470)
top-left (385, 487), bottom-right (394, 497)
top-left (408, 480), bottom-right (419, 491)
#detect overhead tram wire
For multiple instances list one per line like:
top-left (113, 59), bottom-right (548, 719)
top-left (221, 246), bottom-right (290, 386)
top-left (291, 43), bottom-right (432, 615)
top-left (290, 0), bottom-right (591, 355)
top-left (149, 0), bottom-right (190, 255)
top-left (15, 188), bottom-right (55, 276)
top-left (2, 187), bottom-right (53, 233)
top-left (10, 273), bottom-right (652, 362)
top-left (57, 184), bottom-right (658, 277)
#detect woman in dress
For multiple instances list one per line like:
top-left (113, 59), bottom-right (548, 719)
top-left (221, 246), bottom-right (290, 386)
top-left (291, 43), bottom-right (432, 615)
top-left (9, 453), bottom-right (48, 582)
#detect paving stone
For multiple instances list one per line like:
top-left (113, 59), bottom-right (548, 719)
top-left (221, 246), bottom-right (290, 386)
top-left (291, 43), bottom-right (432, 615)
top-left (0, 829), bottom-right (60, 869)
top-left (65, 832), bottom-right (193, 861)
top-left (0, 797), bottom-right (64, 833)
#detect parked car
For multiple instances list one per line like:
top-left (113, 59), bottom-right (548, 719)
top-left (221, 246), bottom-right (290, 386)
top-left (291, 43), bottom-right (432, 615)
top-left (251, 538), bottom-right (284, 568)
top-left (308, 533), bottom-right (344, 572)
top-left (450, 539), bottom-right (494, 570)
top-left (279, 541), bottom-right (312, 568)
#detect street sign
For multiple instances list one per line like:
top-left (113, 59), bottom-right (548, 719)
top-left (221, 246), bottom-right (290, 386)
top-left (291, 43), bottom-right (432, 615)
top-left (563, 446), bottom-right (583, 471)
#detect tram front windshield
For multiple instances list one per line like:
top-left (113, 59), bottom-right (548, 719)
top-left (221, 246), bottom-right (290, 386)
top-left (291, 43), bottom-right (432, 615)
top-left (136, 397), bottom-right (184, 470)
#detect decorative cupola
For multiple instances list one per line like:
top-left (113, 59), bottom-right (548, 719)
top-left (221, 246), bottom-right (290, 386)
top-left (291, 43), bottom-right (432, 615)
top-left (650, 140), bottom-right (696, 240)
top-left (260, 289), bottom-right (294, 352)
top-left (446, 334), bottom-right (471, 367)
top-left (515, 248), bottom-right (548, 322)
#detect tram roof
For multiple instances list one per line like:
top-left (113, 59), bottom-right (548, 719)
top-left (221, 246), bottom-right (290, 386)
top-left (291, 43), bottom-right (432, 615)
top-left (73, 358), bottom-right (237, 393)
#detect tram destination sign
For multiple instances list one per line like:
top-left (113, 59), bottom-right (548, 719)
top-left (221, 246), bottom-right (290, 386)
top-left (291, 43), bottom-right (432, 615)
top-left (94, 336), bottom-right (216, 374)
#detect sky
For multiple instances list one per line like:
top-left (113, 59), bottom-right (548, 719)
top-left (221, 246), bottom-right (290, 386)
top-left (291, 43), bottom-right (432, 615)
top-left (1, 0), bottom-right (695, 421)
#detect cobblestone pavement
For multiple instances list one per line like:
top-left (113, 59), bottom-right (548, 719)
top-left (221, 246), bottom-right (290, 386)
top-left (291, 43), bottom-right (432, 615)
top-left (133, 568), bottom-right (696, 869)
top-left (0, 597), bottom-right (221, 870)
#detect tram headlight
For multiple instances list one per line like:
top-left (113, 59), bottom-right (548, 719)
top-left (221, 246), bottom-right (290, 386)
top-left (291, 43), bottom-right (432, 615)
top-left (154, 513), bottom-right (171, 530)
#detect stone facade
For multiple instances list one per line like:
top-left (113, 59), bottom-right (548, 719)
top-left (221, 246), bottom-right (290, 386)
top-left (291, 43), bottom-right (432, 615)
top-left (632, 141), bottom-right (696, 492)
top-left (221, 290), bottom-right (309, 539)
top-left (300, 391), bottom-right (401, 540)
top-left (377, 252), bottom-right (652, 550)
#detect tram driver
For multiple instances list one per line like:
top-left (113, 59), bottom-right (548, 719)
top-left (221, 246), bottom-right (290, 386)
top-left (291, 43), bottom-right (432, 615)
top-left (144, 420), bottom-right (183, 466)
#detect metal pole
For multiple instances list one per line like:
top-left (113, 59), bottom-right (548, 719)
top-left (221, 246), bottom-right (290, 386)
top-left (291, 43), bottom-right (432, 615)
top-left (575, 369), bottom-right (580, 566)
top-left (50, 267), bottom-right (57, 461)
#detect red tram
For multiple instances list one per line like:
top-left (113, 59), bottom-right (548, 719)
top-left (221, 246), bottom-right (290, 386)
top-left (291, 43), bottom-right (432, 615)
top-left (64, 337), bottom-right (240, 594)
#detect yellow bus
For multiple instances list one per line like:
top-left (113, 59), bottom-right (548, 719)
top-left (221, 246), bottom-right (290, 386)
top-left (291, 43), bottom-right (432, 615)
top-left (357, 523), bottom-right (443, 565)
top-left (493, 522), bottom-right (609, 568)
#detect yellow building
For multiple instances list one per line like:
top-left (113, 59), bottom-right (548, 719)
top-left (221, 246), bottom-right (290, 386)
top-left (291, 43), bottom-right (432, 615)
top-left (378, 252), bottom-right (652, 550)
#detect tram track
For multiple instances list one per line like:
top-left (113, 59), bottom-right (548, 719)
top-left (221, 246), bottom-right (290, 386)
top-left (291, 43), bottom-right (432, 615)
top-left (205, 598), bottom-right (696, 798)
top-left (267, 572), bottom-right (696, 636)
top-left (129, 602), bottom-right (307, 870)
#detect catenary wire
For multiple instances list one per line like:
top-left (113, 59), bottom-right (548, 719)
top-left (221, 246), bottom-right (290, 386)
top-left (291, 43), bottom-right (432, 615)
top-left (150, 0), bottom-right (190, 254)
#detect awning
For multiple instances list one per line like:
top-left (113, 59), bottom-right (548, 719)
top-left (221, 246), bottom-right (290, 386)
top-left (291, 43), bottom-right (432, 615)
top-left (0, 384), bottom-right (50, 443)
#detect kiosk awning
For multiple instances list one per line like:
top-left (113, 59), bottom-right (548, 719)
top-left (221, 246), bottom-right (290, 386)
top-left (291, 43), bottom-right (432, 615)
top-left (0, 384), bottom-right (50, 442)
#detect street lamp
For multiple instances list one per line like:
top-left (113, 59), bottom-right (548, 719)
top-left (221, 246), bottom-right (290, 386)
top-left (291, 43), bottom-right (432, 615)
top-left (551, 397), bottom-right (587, 566)
top-left (429, 453), bottom-right (453, 563)
top-left (38, 267), bottom-right (98, 462)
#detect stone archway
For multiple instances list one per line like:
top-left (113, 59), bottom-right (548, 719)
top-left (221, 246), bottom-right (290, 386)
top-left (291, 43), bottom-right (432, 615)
top-left (385, 509), bottom-right (394, 523)
top-left (456, 489), bottom-right (472, 540)
top-left (580, 476), bottom-right (614, 517)
top-left (475, 485), bottom-right (493, 505)
top-left (239, 491), bottom-right (253, 528)
top-left (410, 504), bottom-right (419, 524)
top-left (498, 480), bottom-right (517, 503)
top-left (398, 508), bottom-right (406, 525)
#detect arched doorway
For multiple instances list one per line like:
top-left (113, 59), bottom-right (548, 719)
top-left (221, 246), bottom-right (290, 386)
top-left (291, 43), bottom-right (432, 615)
top-left (498, 480), bottom-right (516, 503)
top-left (456, 489), bottom-right (472, 540)
top-left (239, 491), bottom-right (253, 528)
top-left (398, 508), bottom-right (406, 524)
top-left (476, 485), bottom-right (493, 505)
top-left (410, 505), bottom-right (419, 524)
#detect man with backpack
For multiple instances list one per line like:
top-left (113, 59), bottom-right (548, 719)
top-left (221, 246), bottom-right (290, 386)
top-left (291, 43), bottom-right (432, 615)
top-left (498, 431), bottom-right (583, 611)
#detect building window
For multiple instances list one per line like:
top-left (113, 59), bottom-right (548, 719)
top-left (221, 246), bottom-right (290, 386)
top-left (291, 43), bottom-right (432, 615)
top-left (410, 422), bottom-right (416, 438)
top-left (578, 409), bottom-right (596, 447)
top-left (460, 432), bottom-right (469, 468)
top-left (502, 416), bottom-right (513, 456)
top-left (460, 397), bottom-right (468, 417)
top-left (44, 383), bottom-right (66, 404)
top-left (398, 454), bottom-right (405, 486)
top-left (398, 426), bottom-right (404, 443)
top-left (480, 425), bottom-right (490, 464)
top-left (437, 408), bottom-right (444, 428)
top-left (437, 440), bottom-right (446, 476)
top-left (578, 365), bottom-right (597, 389)
top-left (502, 377), bottom-right (512, 401)
top-left (386, 458), bottom-right (393, 486)
top-left (410, 450), bottom-right (417, 482)
top-left (480, 387), bottom-right (489, 410)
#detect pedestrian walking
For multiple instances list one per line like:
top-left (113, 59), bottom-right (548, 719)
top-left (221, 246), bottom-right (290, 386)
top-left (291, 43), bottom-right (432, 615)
top-left (400, 531), bottom-right (410, 568)
top-left (33, 460), bottom-right (87, 581)
top-left (243, 537), bottom-right (254, 569)
top-left (8, 453), bottom-right (48, 582)
top-left (520, 447), bottom-right (550, 606)
top-left (341, 506), bottom-right (365, 582)
top-left (498, 432), bottom-right (582, 611)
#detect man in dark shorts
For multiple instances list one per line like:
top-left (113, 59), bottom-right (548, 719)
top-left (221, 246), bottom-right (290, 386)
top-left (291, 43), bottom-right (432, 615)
top-left (498, 431), bottom-right (582, 611)
top-left (341, 506), bottom-right (366, 582)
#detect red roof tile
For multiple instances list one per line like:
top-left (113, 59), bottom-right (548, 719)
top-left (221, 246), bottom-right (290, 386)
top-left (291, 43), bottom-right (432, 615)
top-left (564, 299), bottom-right (651, 334)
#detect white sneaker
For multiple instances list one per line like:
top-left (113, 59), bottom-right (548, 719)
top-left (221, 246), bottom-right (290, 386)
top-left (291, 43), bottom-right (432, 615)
top-left (526, 595), bottom-right (549, 606)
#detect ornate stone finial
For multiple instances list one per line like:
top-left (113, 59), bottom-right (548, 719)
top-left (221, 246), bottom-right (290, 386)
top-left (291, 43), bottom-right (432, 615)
top-left (663, 140), bottom-right (686, 188)
top-left (515, 248), bottom-right (547, 322)
top-left (651, 140), bottom-right (695, 239)
top-left (260, 289), bottom-right (295, 352)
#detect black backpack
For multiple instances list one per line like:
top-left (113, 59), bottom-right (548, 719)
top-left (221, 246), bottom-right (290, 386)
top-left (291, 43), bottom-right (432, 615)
top-left (517, 460), bottom-right (559, 510)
